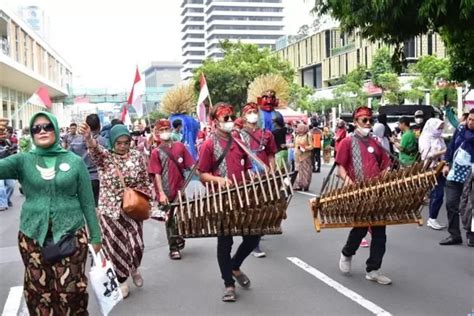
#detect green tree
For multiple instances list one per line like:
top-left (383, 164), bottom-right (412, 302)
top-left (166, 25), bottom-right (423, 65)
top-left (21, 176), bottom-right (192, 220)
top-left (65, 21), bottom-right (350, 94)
top-left (370, 48), bottom-right (402, 104)
top-left (313, 0), bottom-right (474, 83)
top-left (193, 41), bottom-right (295, 110)
top-left (289, 84), bottom-right (315, 111)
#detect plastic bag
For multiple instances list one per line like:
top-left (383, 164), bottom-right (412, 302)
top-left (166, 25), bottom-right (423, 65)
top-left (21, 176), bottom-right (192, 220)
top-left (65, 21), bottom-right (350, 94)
top-left (88, 245), bottom-right (123, 316)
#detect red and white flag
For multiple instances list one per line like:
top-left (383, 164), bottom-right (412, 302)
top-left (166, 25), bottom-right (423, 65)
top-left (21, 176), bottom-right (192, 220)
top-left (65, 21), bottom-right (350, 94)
top-left (196, 73), bottom-right (210, 123)
top-left (121, 104), bottom-right (132, 126)
top-left (127, 66), bottom-right (145, 118)
top-left (27, 86), bottom-right (52, 109)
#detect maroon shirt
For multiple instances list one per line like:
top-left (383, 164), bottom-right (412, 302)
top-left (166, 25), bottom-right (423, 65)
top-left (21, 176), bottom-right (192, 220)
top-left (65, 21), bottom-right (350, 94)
top-left (335, 135), bottom-right (391, 182)
top-left (241, 128), bottom-right (277, 167)
top-left (148, 142), bottom-right (195, 200)
top-left (198, 134), bottom-right (252, 183)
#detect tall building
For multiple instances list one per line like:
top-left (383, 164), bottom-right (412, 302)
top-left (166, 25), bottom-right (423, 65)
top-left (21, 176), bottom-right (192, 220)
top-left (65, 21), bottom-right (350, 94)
top-left (181, 0), bottom-right (206, 80)
top-left (0, 5), bottom-right (73, 128)
top-left (144, 61), bottom-right (182, 89)
top-left (180, 0), bottom-right (285, 80)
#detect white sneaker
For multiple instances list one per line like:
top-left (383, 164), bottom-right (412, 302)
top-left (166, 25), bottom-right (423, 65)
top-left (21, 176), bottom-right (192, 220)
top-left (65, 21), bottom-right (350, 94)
top-left (366, 270), bottom-right (392, 285)
top-left (120, 283), bottom-right (129, 298)
top-left (427, 218), bottom-right (446, 230)
top-left (339, 253), bottom-right (352, 274)
top-left (252, 247), bottom-right (266, 258)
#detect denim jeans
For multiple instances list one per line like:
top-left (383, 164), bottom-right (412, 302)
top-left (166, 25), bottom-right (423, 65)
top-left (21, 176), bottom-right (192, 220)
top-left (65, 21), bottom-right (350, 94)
top-left (429, 175), bottom-right (446, 219)
top-left (0, 180), bottom-right (7, 208)
top-left (217, 235), bottom-right (261, 287)
top-left (4, 179), bottom-right (15, 204)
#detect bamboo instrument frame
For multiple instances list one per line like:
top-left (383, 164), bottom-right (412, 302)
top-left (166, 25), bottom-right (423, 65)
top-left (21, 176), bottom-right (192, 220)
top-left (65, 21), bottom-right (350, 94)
top-left (309, 161), bottom-right (445, 232)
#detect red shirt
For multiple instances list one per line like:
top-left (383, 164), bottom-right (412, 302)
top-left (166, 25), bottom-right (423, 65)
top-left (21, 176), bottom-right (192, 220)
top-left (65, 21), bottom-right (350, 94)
top-left (240, 128), bottom-right (277, 167)
top-left (148, 142), bottom-right (195, 200)
top-left (198, 134), bottom-right (252, 183)
top-left (335, 135), bottom-right (391, 182)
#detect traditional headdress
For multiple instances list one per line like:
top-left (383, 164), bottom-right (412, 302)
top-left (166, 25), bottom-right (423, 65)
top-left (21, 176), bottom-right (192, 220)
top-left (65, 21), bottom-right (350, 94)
top-left (155, 119), bottom-right (171, 130)
top-left (161, 80), bottom-right (196, 115)
top-left (247, 74), bottom-right (289, 111)
top-left (353, 106), bottom-right (373, 119)
top-left (211, 102), bottom-right (234, 120)
top-left (241, 102), bottom-right (259, 115)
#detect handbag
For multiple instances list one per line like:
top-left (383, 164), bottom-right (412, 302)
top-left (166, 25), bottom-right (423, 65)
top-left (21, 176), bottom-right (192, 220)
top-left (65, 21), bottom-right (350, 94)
top-left (113, 160), bottom-right (151, 221)
top-left (41, 232), bottom-right (77, 263)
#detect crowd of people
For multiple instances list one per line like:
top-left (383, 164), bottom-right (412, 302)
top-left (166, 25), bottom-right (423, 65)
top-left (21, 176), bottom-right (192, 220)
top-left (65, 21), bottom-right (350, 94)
top-left (0, 99), bottom-right (472, 313)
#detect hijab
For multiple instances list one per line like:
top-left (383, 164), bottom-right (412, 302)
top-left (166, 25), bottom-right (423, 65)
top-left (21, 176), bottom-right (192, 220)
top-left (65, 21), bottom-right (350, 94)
top-left (109, 124), bottom-right (131, 151)
top-left (419, 118), bottom-right (446, 160)
top-left (296, 123), bottom-right (309, 135)
top-left (29, 111), bottom-right (68, 157)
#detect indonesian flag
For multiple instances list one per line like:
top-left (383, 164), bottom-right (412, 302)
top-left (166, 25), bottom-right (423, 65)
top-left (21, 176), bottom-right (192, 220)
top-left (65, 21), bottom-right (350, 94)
top-left (27, 86), bottom-right (52, 109)
top-left (127, 66), bottom-right (145, 118)
top-left (196, 73), bottom-right (210, 123)
top-left (121, 103), bottom-right (132, 126)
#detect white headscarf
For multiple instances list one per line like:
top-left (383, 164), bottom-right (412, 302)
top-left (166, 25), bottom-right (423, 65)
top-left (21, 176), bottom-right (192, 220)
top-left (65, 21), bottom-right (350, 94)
top-left (418, 118), bottom-right (446, 160)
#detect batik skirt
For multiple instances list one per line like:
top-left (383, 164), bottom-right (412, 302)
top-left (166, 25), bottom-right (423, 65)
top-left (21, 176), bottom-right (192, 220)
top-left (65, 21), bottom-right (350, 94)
top-left (99, 212), bottom-right (144, 282)
top-left (295, 156), bottom-right (313, 190)
top-left (18, 229), bottom-right (89, 316)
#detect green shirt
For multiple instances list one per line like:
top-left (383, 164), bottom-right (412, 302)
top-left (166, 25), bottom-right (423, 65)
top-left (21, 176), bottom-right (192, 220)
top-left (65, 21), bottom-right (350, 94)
top-left (0, 151), bottom-right (102, 246)
top-left (171, 131), bottom-right (182, 142)
top-left (399, 129), bottom-right (418, 166)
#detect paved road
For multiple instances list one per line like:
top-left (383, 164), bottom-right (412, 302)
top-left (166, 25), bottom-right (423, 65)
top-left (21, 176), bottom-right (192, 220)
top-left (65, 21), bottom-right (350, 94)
top-left (1, 164), bottom-right (473, 315)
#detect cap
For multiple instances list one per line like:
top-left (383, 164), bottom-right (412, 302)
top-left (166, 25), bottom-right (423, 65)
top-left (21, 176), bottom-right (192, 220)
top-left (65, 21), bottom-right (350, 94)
top-left (414, 110), bottom-right (424, 117)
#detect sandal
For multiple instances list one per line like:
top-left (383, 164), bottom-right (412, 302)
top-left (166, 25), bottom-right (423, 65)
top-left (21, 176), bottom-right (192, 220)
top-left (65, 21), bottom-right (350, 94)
top-left (169, 251), bottom-right (181, 260)
top-left (176, 238), bottom-right (186, 251)
top-left (222, 288), bottom-right (236, 302)
top-left (232, 271), bottom-right (251, 288)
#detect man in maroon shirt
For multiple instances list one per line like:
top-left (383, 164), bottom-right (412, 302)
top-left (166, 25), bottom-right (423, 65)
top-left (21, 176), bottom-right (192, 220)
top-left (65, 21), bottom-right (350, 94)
top-left (336, 106), bottom-right (393, 285)
top-left (148, 119), bottom-right (195, 260)
top-left (239, 102), bottom-right (277, 258)
top-left (198, 103), bottom-right (260, 302)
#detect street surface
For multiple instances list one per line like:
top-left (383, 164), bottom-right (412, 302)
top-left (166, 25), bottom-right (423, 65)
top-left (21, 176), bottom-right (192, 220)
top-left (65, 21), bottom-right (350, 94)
top-left (1, 163), bottom-right (473, 315)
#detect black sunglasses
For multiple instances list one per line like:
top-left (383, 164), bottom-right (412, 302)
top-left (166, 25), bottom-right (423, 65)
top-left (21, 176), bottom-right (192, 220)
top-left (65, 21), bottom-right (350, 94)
top-left (359, 118), bottom-right (374, 124)
top-left (223, 115), bottom-right (236, 122)
top-left (31, 123), bottom-right (54, 134)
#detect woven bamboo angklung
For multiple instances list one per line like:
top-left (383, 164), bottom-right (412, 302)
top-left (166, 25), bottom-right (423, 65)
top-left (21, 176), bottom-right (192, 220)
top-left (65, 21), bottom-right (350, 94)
top-left (171, 164), bottom-right (293, 238)
top-left (309, 161), bottom-right (445, 232)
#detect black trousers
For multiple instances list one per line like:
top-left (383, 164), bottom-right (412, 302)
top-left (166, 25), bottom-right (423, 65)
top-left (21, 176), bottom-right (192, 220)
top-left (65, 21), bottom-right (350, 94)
top-left (217, 235), bottom-right (261, 287)
top-left (341, 226), bottom-right (386, 272)
top-left (91, 180), bottom-right (100, 207)
top-left (312, 148), bottom-right (321, 171)
top-left (445, 180), bottom-right (465, 239)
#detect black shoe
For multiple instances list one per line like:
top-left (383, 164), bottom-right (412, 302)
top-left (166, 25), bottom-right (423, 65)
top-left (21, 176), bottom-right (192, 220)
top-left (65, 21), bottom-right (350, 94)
top-left (315, 169), bottom-right (321, 173)
top-left (439, 236), bottom-right (462, 245)
top-left (8, 202), bottom-right (12, 207)
top-left (467, 239), bottom-right (474, 247)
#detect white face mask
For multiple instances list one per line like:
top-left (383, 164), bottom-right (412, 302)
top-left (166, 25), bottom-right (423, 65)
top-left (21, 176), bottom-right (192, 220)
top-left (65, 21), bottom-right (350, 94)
top-left (357, 126), bottom-right (371, 137)
top-left (246, 113), bottom-right (259, 124)
top-left (415, 118), bottom-right (423, 124)
top-left (432, 130), bottom-right (443, 137)
top-left (219, 122), bottom-right (234, 133)
top-left (159, 132), bottom-right (171, 141)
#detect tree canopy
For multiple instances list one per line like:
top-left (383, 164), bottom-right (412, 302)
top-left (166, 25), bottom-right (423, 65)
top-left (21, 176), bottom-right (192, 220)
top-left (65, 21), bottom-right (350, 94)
top-left (313, 0), bottom-right (474, 84)
top-left (192, 40), bottom-right (295, 110)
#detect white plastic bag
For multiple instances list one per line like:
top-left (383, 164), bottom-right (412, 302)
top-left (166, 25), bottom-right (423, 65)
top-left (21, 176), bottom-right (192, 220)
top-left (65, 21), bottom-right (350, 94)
top-left (88, 245), bottom-right (123, 316)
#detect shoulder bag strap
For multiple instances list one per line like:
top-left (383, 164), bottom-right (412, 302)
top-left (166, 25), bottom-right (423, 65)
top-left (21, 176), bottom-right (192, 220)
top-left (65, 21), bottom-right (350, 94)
top-left (111, 159), bottom-right (126, 188)
top-left (159, 145), bottom-right (185, 179)
top-left (242, 129), bottom-right (264, 148)
top-left (212, 137), bottom-right (233, 172)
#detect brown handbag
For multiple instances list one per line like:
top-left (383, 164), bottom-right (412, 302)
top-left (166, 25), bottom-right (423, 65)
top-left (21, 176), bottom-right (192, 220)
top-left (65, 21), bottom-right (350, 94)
top-left (113, 160), bottom-right (151, 221)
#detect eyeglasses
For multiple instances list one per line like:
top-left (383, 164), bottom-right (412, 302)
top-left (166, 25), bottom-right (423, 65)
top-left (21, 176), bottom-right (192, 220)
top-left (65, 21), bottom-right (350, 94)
top-left (115, 140), bottom-right (131, 146)
top-left (223, 115), bottom-right (236, 122)
top-left (31, 123), bottom-right (54, 135)
top-left (359, 118), bottom-right (374, 125)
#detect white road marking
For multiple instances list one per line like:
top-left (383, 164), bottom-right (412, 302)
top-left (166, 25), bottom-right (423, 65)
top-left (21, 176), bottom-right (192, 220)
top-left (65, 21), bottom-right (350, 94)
top-left (296, 191), bottom-right (318, 197)
top-left (287, 257), bottom-right (392, 316)
top-left (2, 286), bottom-right (23, 316)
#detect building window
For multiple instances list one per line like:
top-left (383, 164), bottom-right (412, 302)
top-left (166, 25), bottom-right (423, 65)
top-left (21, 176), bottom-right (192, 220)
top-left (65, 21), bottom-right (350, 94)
top-left (345, 53), bottom-right (348, 74)
top-left (364, 47), bottom-right (368, 66)
top-left (404, 38), bottom-right (416, 58)
top-left (315, 64), bottom-right (322, 89)
top-left (427, 34), bottom-right (433, 55)
top-left (356, 49), bottom-right (360, 64)
top-left (325, 30), bottom-right (330, 58)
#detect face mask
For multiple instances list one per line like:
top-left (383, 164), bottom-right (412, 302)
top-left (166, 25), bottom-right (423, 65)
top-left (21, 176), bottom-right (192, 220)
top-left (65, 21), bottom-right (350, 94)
top-left (357, 126), bottom-right (371, 137)
top-left (219, 122), bottom-right (234, 133)
top-left (432, 130), bottom-right (443, 137)
top-left (159, 132), bottom-right (171, 141)
top-left (246, 113), bottom-right (259, 124)
top-left (415, 118), bottom-right (423, 124)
